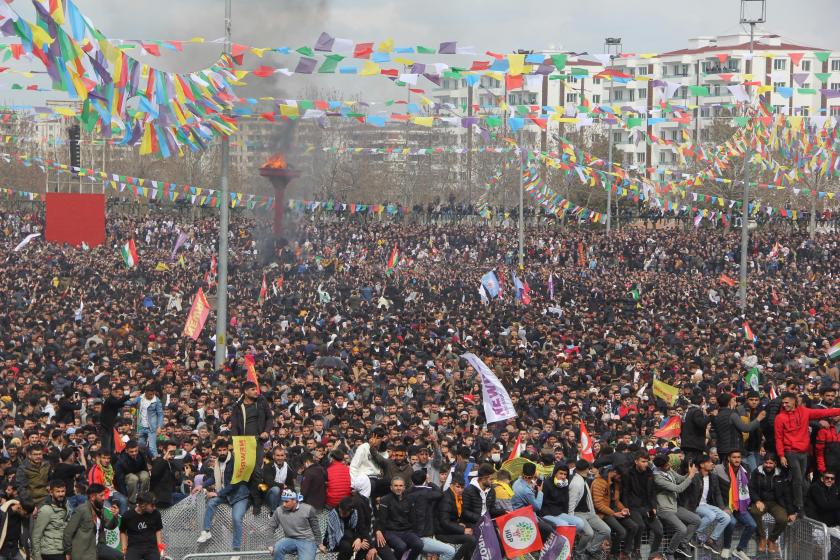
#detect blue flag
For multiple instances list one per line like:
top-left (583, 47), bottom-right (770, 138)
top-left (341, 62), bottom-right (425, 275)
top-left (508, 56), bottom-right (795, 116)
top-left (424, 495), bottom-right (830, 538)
top-left (511, 272), bottom-right (525, 300)
top-left (480, 271), bottom-right (500, 298)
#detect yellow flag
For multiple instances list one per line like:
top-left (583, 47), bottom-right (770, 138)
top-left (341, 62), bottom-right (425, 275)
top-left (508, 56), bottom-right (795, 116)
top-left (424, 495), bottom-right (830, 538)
top-left (231, 436), bottom-right (257, 484)
top-left (154, 262), bottom-right (170, 272)
top-left (507, 54), bottom-right (525, 76)
top-left (653, 377), bottom-right (679, 406)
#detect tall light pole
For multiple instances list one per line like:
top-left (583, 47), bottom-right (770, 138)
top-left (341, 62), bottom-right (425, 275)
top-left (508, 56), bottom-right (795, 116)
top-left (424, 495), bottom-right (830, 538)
top-left (738, 0), bottom-right (765, 312)
top-left (605, 37), bottom-right (622, 235)
top-left (214, 0), bottom-right (232, 370)
top-left (518, 138), bottom-right (525, 271)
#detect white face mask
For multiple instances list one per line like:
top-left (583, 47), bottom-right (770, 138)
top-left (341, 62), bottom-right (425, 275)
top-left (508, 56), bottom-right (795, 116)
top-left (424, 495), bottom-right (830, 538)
top-left (555, 478), bottom-right (569, 487)
top-left (490, 453), bottom-right (501, 463)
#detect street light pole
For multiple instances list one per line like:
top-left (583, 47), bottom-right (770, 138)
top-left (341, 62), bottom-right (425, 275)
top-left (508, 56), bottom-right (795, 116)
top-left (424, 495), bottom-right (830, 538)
top-left (604, 37), bottom-right (622, 235)
top-left (214, 0), bottom-right (232, 370)
top-left (738, 0), bottom-right (764, 313)
top-left (518, 137), bottom-right (525, 271)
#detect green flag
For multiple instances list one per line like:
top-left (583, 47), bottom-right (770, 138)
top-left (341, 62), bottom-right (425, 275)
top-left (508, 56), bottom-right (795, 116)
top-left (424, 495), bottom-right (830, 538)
top-left (745, 367), bottom-right (760, 392)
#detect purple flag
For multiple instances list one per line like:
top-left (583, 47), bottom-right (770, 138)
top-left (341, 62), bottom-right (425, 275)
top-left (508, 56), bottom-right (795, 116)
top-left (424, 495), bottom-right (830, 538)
top-left (540, 533), bottom-right (571, 560)
top-left (439, 41), bottom-right (457, 54)
top-left (170, 232), bottom-right (189, 261)
top-left (471, 515), bottom-right (503, 560)
top-left (314, 32), bottom-right (334, 52)
top-left (294, 57), bottom-right (317, 74)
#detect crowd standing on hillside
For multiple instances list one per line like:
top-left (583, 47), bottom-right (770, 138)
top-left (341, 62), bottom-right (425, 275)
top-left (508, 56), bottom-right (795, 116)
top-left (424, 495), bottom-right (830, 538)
top-left (0, 206), bottom-right (838, 560)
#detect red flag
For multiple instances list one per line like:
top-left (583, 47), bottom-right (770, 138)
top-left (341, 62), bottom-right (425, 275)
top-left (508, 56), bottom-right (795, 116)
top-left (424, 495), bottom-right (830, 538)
top-left (720, 274), bottom-right (737, 287)
top-left (507, 434), bottom-right (523, 462)
top-left (580, 421), bottom-right (594, 462)
top-left (258, 272), bottom-right (267, 305)
top-left (771, 288), bottom-right (779, 305)
top-left (245, 354), bottom-right (260, 393)
top-left (653, 416), bottom-right (682, 440)
top-left (114, 429), bottom-right (126, 453)
top-left (521, 281), bottom-right (531, 305)
top-left (495, 506), bottom-right (544, 558)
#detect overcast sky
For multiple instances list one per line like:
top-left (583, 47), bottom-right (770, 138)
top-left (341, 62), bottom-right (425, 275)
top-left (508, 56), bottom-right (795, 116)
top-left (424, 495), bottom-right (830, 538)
top-left (6, 0), bottom-right (840, 102)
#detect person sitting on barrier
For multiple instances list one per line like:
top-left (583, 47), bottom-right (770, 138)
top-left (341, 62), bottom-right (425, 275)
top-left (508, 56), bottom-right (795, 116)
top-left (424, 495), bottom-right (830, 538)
top-left (652, 454), bottom-right (700, 560)
top-left (115, 441), bottom-right (151, 508)
top-left (262, 446), bottom-right (296, 513)
top-left (374, 476), bottom-right (424, 560)
top-left (541, 463), bottom-right (586, 533)
top-left (713, 450), bottom-right (757, 560)
top-left (682, 455), bottom-right (729, 555)
top-left (621, 451), bottom-right (664, 558)
top-left (592, 464), bottom-right (639, 560)
top-left (511, 462), bottom-right (559, 543)
top-left (748, 453), bottom-right (797, 554)
top-left (569, 459), bottom-right (612, 560)
top-left (805, 470), bottom-right (840, 539)
top-left (324, 496), bottom-right (390, 560)
top-left (196, 439), bottom-right (250, 555)
top-left (268, 489), bottom-right (321, 560)
top-left (435, 477), bottom-right (477, 560)
top-left (150, 441), bottom-right (185, 509)
top-left (407, 469), bottom-right (457, 560)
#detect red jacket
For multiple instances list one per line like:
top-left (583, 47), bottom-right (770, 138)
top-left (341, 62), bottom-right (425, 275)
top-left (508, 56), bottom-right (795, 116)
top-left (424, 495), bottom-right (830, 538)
top-left (775, 405), bottom-right (840, 454)
top-left (325, 460), bottom-right (352, 509)
top-left (815, 427), bottom-right (840, 473)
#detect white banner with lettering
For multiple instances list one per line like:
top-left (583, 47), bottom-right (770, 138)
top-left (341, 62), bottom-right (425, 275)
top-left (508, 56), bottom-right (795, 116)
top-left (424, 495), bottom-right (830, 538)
top-left (462, 352), bottom-right (517, 423)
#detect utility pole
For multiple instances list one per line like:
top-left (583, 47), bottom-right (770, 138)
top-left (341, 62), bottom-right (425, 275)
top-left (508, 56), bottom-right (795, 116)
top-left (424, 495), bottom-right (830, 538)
top-left (214, 0), bottom-right (232, 370)
top-left (518, 139), bottom-right (525, 271)
top-left (738, 0), bottom-right (765, 313)
top-left (605, 37), bottom-right (622, 235)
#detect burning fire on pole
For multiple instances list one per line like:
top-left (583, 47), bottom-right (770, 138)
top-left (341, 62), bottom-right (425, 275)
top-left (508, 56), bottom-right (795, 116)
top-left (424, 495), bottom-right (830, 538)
top-left (259, 153), bottom-right (301, 237)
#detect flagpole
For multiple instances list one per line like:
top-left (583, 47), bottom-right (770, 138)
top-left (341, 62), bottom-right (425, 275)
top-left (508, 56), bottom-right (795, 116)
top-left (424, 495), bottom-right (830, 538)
top-left (518, 138), bottom-right (524, 271)
top-left (214, 0), bottom-right (232, 370)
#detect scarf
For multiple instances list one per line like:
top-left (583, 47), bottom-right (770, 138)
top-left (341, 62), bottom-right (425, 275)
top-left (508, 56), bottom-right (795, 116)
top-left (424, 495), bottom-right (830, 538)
top-left (102, 463), bottom-right (115, 489)
top-left (326, 508), bottom-right (357, 551)
top-left (728, 463), bottom-right (750, 512)
top-left (452, 489), bottom-right (462, 517)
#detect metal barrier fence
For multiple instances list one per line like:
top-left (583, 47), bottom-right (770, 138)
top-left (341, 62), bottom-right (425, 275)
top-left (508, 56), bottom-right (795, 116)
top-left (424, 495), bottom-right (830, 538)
top-left (164, 493), bottom-right (830, 560)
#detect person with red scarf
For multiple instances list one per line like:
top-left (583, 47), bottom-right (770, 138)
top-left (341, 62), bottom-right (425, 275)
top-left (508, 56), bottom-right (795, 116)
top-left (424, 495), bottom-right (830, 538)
top-left (712, 451), bottom-right (756, 560)
top-left (774, 393), bottom-right (840, 512)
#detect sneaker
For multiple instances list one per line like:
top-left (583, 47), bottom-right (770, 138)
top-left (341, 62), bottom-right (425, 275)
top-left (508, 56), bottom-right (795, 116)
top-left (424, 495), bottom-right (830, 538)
top-left (703, 539), bottom-right (722, 554)
top-left (196, 530), bottom-right (212, 544)
top-left (673, 547), bottom-right (692, 558)
top-left (732, 549), bottom-right (750, 560)
top-left (683, 541), bottom-right (697, 551)
top-left (721, 549), bottom-right (731, 559)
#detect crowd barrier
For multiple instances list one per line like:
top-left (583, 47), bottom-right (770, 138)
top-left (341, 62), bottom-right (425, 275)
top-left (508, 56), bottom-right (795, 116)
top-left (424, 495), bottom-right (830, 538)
top-left (163, 493), bottom-right (830, 560)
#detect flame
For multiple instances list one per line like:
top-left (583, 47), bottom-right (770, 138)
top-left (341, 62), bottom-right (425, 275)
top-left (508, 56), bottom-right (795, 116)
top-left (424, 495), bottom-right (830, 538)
top-left (262, 153), bottom-right (287, 170)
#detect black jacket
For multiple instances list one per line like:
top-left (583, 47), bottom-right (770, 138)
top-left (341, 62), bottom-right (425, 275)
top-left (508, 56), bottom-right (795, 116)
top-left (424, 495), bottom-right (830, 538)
top-left (101, 395), bottom-right (131, 430)
top-left (376, 492), bottom-right (417, 533)
top-left (680, 405), bottom-right (709, 452)
top-left (749, 468), bottom-right (794, 513)
top-left (230, 396), bottom-right (272, 437)
top-left (261, 461), bottom-right (296, 492)
top-left (620, 464), bottom-right (657, 511)
top-left (542, 465), bottom-right (571, 517)
top-left (682, 472), bottom-right (726, 510)
top-left (462, 482), bottom-right (505, 524)
top-left (115, 451), bottom-right (149, 495)
top-left (150, 457), bottom-right (182, 507)
top-left (805, 481), bottom-right (840, 527)
top-left (436, 488), bottom-right (466, 535)
top-left (712, 408), bottom-right (760, 455)
top-left (407, 485), bottom-right (443, 537)
top-left (761, 397), bottom-right (783, 455)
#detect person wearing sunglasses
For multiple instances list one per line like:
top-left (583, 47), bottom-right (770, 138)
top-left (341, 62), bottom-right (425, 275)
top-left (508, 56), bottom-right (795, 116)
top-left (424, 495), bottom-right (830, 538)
top-left (805, 470), bottom-right (840, 539)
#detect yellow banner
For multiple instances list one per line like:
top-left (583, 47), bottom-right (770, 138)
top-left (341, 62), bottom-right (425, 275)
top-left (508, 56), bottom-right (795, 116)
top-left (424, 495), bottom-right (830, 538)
top-left (653, 378), bottom-right (679, 406)
top-left (231, 435), bottom-right (257, 484)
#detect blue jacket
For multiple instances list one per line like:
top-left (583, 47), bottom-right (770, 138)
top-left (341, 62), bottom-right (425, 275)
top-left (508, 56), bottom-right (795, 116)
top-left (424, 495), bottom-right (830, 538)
top-left (511, 477), bottom-right (544, 512)
top-left (208, 460), bottom-right (250, 505)
top-left (130, 396), bottom-right (164, 433)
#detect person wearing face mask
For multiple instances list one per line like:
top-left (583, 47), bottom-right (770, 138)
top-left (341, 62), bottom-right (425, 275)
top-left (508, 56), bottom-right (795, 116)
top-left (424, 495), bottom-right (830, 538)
top-left (541, 464), bottom-right (586, 535)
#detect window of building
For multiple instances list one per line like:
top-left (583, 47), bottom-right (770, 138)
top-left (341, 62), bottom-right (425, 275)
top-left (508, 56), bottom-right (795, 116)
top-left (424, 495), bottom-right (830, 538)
top-left (628, 90), bottom-right (635, 102)
top-left (773, 82), bottom-right (786, 89)
top-left (612, 89), bottom-right (624, 101)
top-left (773, 59), bottom-right (787, 71)
top-left (831, 83), bottom-right (840, 91)
top-left (832, 60), bottom-right (840, 71)
top-left (797, 106), bottom-right (810, 116)
top-left (801, 60), bottom-right (811, 71)
top-left (772, 104), bottom-right (784, 114)
top-left (592, 78), bottom-right (601, 84)
top-left (830, 106), bottom-right (840, 117)
top-left (566, 92), bottom-right (577, 103)
top-left (638, 88), bottom-right (647, 99)
top-left (592, 94), bottom-right (601, 103)
top-left (613, 131), bottom-right (623, 144)
top-left (636, 152), bottom-right (646, 163)
top-left (637, 66), bottom-right (649, 75)
top-left (700, 107), bottom-right (711, 118)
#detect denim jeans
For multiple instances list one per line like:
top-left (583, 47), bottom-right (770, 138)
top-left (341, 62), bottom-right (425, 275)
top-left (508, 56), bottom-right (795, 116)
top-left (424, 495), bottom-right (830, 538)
top-left (422, 536), bottom-right (456, 560)
top-left (696, 503), bottom-right (730, 540)
top-left (137, 426), bottom-right (158, 457)
top-left (266, 486), bottom-right (283, 512)
top-left (273, 538), bottom-right (317, 560)
top-left (203, 497), bottom-right (249, 550)
top-left (723, 509), bottom-right (757, 551)
top-left (743, 452), bottom-right (762, 474)
top-left (108, 491), bottom-right (129, 515)
top-left (543, 513), bottom-right (586, 531)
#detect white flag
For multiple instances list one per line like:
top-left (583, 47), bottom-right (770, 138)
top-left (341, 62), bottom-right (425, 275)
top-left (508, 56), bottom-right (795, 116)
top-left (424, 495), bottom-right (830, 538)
top-left (462, 353), bottom-right (516, 423)
top-left (13, 233), bottom-right (40, 252)
top-left (478, 284), bottom-right (489, 305)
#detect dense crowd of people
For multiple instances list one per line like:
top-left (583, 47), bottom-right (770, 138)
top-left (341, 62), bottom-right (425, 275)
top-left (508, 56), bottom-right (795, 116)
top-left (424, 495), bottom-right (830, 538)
top-left (0, 203), bottom-right (839, 560)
